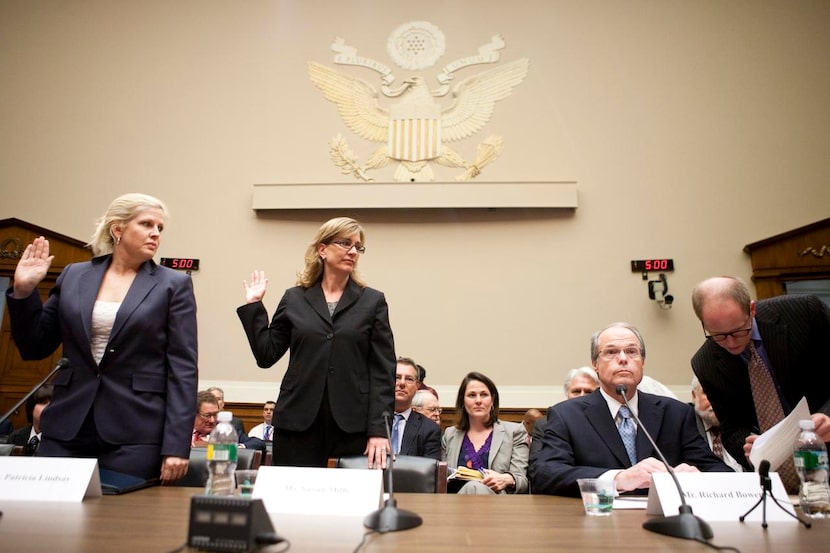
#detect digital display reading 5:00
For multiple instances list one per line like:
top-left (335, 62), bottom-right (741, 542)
top-left (160, 257), bottom-right (200, 271)
top-left (630, 259), bottom-right (674, 272)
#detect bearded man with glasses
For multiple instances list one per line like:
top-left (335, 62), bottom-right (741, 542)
top-left (691, 276), bottom-right (830, 487)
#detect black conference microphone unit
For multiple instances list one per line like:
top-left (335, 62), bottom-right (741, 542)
top-left (0, 357), bottom-right (69, 427)
top-left (616, 384), bottom-right (713, 541)
top-left (740, 459), bottom-right (811, 528)
top-left (363, 411), bottom-right (423, 533)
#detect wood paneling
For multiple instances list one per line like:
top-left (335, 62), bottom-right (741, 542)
top-left (744, 217), bottom-right (830, 299)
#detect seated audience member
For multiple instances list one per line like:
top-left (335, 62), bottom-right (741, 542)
top-left (392, 357), bottom-right (441, 460)
top-left (690, 276), bottom-right (830, 493)
top-left (691, 376), bottom-right (743, 473)
top-left (247, 401), bottom-right (276, 440)
top-left (412, 390), bottom-right (442, 425)
top-left (531, 322), bottom-right (731, 497)
top-left (192, 391), bottom-right (220, 447)
top-left (565, 367), bottom-right (600, 399)
top-left (529, 367), bottom-right (600, 465)
top-left (442, 371), bottom-right (528, 495)
top-left (243, 400), bottom-right (275, 454)
top-left (522, 408), bottom-right (544, 446)
top-left (416, 364), bottom-right (439, 399)
top-left (0, 419), bottom-right (11, 442)
top-left (8, 384), bottom-right (53, 456)
top-left (637, 375), bottom-right (678, 399)
top-left (207, 386), bottom-right (248, 441)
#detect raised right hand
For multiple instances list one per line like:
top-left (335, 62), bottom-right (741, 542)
top-left (12, 236), bottom-right (54, 299)
top-left (242, 270), bottom-right (268, 304)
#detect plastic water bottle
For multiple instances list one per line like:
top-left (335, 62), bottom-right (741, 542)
top-left (793, 419), bottom-right (830, 517)
top-left (205, 411), bottom-right (238, 496)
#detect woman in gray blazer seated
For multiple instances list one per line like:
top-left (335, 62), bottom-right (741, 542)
top-left (442, 372), bottom-right (529, 494)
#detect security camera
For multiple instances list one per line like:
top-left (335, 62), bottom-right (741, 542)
top-left (663, 294), bottom-right (674, 306)
top-left (647, 273), bottom-right (673, 309)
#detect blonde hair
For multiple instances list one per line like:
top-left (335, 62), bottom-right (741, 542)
top-left (296, 217), bottom-right (366, 288)
top-left (87, 193), bottom-right (168, 256)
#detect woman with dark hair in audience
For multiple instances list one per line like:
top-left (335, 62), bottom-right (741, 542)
top-left (442, 371), bottom-right (529, 494)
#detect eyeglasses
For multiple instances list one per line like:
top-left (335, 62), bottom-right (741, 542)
top-left (198, 412), bottom-right (219, 421)
top-left (424, 407), bottom-right (442, 414)
top-left (599, 347), bottom-right (642, 360)
top-left (328, 239), bottom-right (366, 254)
top-left (396, 375), bottom-right (418, 384)
top-left (704, 319), bottom-right (752, 343)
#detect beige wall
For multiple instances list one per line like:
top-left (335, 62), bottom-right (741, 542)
top-left (2, 1), bottom-right (829, 407)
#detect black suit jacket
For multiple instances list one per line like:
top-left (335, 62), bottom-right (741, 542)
top-left (237, 279), bottom-right (396, 438)
top-left (530, 390), bottom-right (731, 497)
top-left (397, 410), bottom-right (441, 460)
top-left (691, 295), bottom-right (830, 468)
top-left (8, 425), bottom-right (33, 446)
top-left (7, 256), bottom-right (198, 459)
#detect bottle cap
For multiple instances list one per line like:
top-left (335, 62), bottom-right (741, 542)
top-left (799, 419), bottom-right (815, 430)
top-left (217, 411), bottom-right (233, 422)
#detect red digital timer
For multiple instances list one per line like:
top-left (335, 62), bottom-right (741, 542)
top-left (630, 259), bottom-right (674, 272)
top-left (160, 257), bottom-right (200, 271)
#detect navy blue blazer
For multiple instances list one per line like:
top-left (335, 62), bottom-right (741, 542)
top-left (7, 255), bottom-right (198, 459)
top-left (530, 390), bottom-right (731, 497)
top-left (237, 278), bottom-right (396, 438)
top-left (398, 410), bottom-right (441, 460)
top-left (692, 295), bottom-right (830, 468)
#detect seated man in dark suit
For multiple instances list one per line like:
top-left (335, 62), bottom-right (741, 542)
top-left (531, 322), bottom-right (731, 497)
top-left (8, 384), bottom-right (53, 455)
top-left (393, 357), bottom-right (441, 460)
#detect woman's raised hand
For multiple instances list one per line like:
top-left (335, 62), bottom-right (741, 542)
top-left (242, 270), bottom-right (268, 304)
top-left (13, 236), bottom-right (54, 299)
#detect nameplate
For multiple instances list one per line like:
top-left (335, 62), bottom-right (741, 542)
top-left (647, 472), bottom-right (796, 522)
top-left (0, 457), bottom-right (102, 502)
top-left (252, 465), bottom-right (382, 516)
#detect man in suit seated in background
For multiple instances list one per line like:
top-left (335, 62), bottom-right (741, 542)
top-left (207, 386), bottom-right (248, 442)
top-left (690, 276), bottom-right (830, 492)
top-left (690, 376), bottom-right (743, 472)
top-left (192, 391), bottom-right (220, 447)
top-left (529, 366), bottom-right (600, 466)
top-left (531, 322), bottom-right (731, 497)
top-left (244, 400), bottom-right (275, 455)
top-left (392, 357), bottom-right (441, 460)
top-left (7, 384), bottom-right (53, 456)
top-left (412, 390), bottom-right (442, 425)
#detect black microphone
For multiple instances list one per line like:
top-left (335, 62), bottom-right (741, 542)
top-left (0, 358), bottom-right (68, 427)
top-left (758, 460), bottom-right (772, 492)
top-left (363, 411), bottom-right (423, 533)
top-left (615, 384), bottom-right (713, 541)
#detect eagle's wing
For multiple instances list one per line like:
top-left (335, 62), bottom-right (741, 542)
top-left (441, 58), bottom-right (529, 143)
top-left (307, 62), bottom-right (389, 143)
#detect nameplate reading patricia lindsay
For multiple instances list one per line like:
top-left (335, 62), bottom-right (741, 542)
top-left (0, 457), bottom-right (102, 502)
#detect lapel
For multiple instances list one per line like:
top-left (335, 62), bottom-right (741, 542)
top-left (487, 421), bottom-right (507, 467)
top-left (756, 317), bottom-right (791, 389)
top-left (107, 260), bottom-right (159, 346)
top-left (635, 393), bottom-right (664, 460)
top-left (303, 279), bottom-right (362, 325)
top-left (78, 256), bottom-right (111, 346)
top-left (401, 412), bottom-right (419, 453)
top-left (583, 392), bottom-right (632, 467)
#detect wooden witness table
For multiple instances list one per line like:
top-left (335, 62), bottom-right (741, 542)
top-left (0, 487), bottom-right (826, 552)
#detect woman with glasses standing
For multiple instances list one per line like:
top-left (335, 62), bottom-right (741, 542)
top-left (442, 372), bottom-right (529, 494)
top-left (238, 217), bottom-right (396, 469)
top-left (7, 193), bottom-right (198, 484)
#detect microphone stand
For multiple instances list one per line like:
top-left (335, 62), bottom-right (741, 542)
top-left (739, 460), bottom-right (811, 529)
top-left (616, 385), bottom-right (713, 541)
top-left (363, 413), bottom-right (423, 533)
top-left (0, 358), bottom-right (68, 426)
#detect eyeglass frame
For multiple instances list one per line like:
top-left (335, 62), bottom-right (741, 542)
top-left (395, 374), bottom-right (419, 384)
top-left (598, 346), bottom-right (643, 361)
top-left (326, 239), bottom-right (366, 254)
top-left (197, 411), bottom-right (219, 421)
top-left (702, 317), bottom-right (753, 343)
